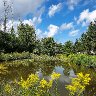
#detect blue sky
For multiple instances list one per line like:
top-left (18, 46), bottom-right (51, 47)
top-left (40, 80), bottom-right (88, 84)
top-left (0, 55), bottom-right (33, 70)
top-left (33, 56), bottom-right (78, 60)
top-left (0, 0), bottom-right (96, 43)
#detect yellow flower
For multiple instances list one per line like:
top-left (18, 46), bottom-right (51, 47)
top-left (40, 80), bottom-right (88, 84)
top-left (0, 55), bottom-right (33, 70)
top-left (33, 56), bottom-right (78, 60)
top-left (18, 74), bottom-right (39, 89)
top-left (4, 84), bottom-right (12, 93)
top-left (66, 72), bottom-right (91, 96)
top-left (51, 72), bottom-right (61, 80)
top-left (39, 78), bottom-right (48, 88)
top-left (47, 80), bottom-right (53, 88)
top-left (39, 78), bottom-right (53, 89)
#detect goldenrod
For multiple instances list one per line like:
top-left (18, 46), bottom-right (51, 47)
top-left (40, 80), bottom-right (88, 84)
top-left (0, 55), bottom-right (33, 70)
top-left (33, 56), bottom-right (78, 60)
top-left (66, 72), bottom-right (91, 96)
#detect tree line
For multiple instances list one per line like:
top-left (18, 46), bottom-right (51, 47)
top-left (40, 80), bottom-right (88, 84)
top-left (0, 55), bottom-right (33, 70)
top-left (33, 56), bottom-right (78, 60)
top-left (0, 20), bottom-right (96, 56)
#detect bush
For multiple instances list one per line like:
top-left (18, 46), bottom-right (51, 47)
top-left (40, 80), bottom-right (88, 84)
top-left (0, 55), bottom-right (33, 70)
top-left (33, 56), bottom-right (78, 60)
top-left (0, 52), bottom-right (30, 61)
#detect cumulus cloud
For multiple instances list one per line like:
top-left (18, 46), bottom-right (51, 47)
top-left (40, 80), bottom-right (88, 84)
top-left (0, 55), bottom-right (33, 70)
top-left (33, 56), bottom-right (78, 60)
top-left (48, 3), bottom-right (62, 17)
top-left (36, 29), bottom-right (44, 39)
top-left (1, 19), bottom-right (36, 32)
top-left (60, 22), bottom-right (74, 31)
top-left (0, 5), bottom-right (45, 32)
top-left (0, 0), bottom-right (45, 20)
top-left (67, 0), bottom-right (81, 10)
top-left (69, 29), bottom-right (79, 36)
top-left (45, 24), bottom-right (59, 37)
top-left (0, 20), bottom-right (19, 33)
top-left (36, 24), bottom-right (59, 39)
top-left (77, 9), bottom-right (96, 26)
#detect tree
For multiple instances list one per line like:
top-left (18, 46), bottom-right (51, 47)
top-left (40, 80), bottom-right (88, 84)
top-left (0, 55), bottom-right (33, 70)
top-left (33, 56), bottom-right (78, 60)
top-left (80, 21), bottom-right (96, 54)
top-left (0, 30), bottom-right (12, 52)
top-left (74, 39), bottom-right (84, 53)
top-left (41, 37), bottom-right (57, 56)
top-left (33, 40), bottom-right (42, 55)
top-left (63, 41), bottom-right (74, 55)
top-left (9, 26), bottom-right (19, 52)
top-left (55, 43), bottom-right (63, 54)
top-left (18, 22), bottom-right (36, 52)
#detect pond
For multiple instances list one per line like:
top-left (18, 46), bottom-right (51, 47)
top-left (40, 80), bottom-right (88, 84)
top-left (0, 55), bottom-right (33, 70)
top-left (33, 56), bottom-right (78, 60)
top-left (0, 60), bottom-right (96, 96)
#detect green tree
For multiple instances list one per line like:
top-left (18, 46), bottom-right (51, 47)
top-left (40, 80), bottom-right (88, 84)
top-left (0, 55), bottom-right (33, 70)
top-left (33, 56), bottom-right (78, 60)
top-left (80, 21), bottom-right (96, 54)
top-left (18, 23), bottom-right (36, 52)
top-left (0, 30), bottom-right (12, 52)
top-left (63, 40), bottom-right (74, 55)
top-left (33, 40), bottom-right (42, 55)
top-left (55, 43), bottom-right (63, 54)
top-left (41, 37), bottom-right (57, 56)
top-left (10, 26), bottom-right (19, 52)
top-left (74, 39), bottom-right (84, 53)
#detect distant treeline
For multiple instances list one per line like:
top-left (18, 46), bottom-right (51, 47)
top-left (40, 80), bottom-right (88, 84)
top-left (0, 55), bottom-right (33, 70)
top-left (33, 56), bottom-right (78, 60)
top-left (0, 21), bottom-right (96, 56)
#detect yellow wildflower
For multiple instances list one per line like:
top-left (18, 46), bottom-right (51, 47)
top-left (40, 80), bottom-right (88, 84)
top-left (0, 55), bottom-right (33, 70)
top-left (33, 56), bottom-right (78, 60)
top-left (51, 72), bottom-right (61, 80)
top-left (39, 78), bottom-right (48, 88)
top-left (18, 74), bottom-right (39, 89)
top-left (66, 72), bottom-right (91, 96)
top-left (47, 80), bottom-right (53, 88)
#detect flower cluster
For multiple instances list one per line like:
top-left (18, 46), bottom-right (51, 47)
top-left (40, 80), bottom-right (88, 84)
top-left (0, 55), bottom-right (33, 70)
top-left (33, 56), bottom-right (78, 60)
top-left (51, 72), bottom-right (61, 80)
top-left (66, 72), bottom-right (91, 96)
top-left (39, 78), bottom-right (53, 88)
top-left (14, 72), bottom-right (61, 96)
top-left (18, 74), bottom-right (39, 89)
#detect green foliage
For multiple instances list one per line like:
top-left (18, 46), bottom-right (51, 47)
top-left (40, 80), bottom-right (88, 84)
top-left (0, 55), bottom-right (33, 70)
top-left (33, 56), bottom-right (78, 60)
top-left (0, 21), bottom-right (96, 56)
top-left (68, 54), bottom-right (96, 67)
top-left (41, 37), bottom-right (57, 56)
top-left (0, 52), bottom-right (30, 61)
top-left (79, 21), bottom-right (96, 54)
top-left (74, 39), bottom-right (84, 53)
top-left (57, 54), bottom-right (96, 68)
top-left (63, 41), bottom-right (74, 55)
top-left (18, 23), bottom-right (36, 52)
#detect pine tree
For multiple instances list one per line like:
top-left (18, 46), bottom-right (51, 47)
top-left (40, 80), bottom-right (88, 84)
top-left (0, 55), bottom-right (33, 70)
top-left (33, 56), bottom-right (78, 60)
top-left (80, 21), bottom-right (96, 54)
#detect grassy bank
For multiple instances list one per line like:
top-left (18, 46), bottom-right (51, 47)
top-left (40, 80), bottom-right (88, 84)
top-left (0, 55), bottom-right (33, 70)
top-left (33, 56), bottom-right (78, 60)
top-left (0, 52), bottom-right (96, 68)
top-left (57, 54), bottom-right (96, 68)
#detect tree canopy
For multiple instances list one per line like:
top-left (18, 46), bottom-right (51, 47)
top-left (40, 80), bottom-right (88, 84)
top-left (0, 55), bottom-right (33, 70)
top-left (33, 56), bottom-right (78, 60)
top-left (0, 20), bottom-right (96, 55)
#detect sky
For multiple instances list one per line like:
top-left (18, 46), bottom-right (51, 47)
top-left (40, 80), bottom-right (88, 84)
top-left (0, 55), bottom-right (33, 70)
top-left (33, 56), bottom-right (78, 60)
top-left (0, 0), bottom-right (96, 43)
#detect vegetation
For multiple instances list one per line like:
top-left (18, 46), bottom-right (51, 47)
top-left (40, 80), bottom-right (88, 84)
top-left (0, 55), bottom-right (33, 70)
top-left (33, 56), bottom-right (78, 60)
top-left (66, 72), bottom-right (91, 96)
top-left (57, 54), bottom-right (96, 68)
top-left (0, 20), bottom-right (96, 55)
top-left (1, 72), bottom-right (61, 96)
top-left (0, 1), bottom-right (96, 95)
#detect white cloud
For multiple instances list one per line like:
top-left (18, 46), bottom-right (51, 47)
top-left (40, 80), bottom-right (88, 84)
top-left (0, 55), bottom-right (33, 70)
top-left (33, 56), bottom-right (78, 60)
top-left (1, 6), bottom-right (44, 32)
top-left (48, 3), bottom-right (62, 17)
top-left (0, 20), bottom-right (20, 33)
top-left (69, 29), bottom-right (79, 36)
top-left (1, 17), bottom-right (41, 32)
top-left (67, 0), bottom-right (81, 10)
top-left (0, 0), bottom-right (45, 20)
top-left (60, 22), bottom-right (74, 31)
top-left (36, 22), bottom-right (74, 38)
top-left (46, 24), bottom-right (59, 37)
top-left (32, 17), bottom-right (42, 25)
top-left (77, 9), bottom-right (96, 26)
top-left (35, 24), bottom-right (59, 39)
top-left (36, 29), bottom-right (44, 39)
top-left (33, 7), bottom-right (45, 25)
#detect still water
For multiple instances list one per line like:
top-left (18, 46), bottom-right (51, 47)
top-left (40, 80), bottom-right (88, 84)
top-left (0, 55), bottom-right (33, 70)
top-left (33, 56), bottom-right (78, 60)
top-left (0, 60), bottom-right (96, 96)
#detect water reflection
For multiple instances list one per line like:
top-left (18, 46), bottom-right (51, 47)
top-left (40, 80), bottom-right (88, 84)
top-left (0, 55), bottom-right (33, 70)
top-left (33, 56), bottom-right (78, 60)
top-left (0, 60), bottom-right (96, 96)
